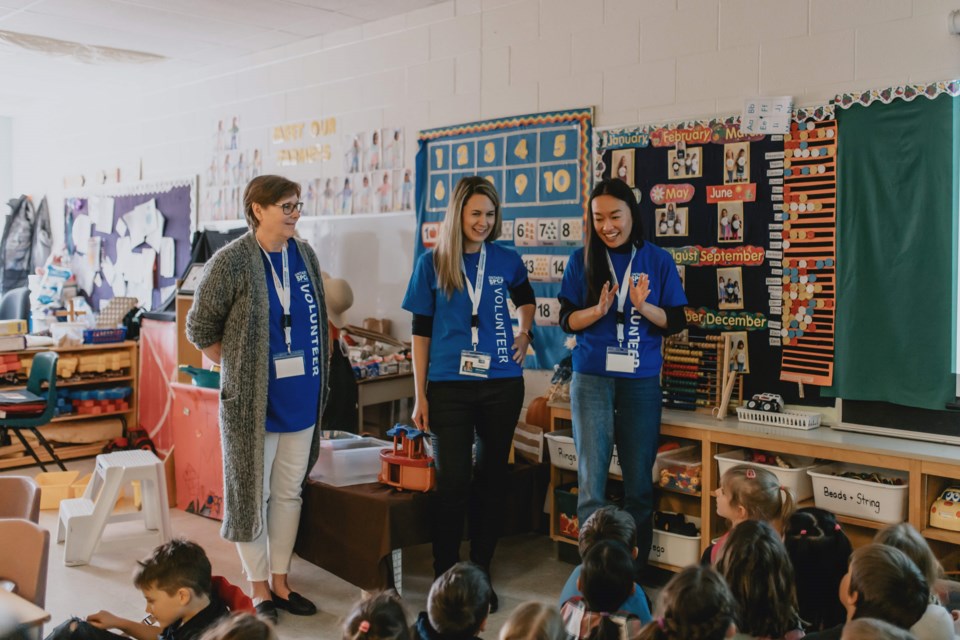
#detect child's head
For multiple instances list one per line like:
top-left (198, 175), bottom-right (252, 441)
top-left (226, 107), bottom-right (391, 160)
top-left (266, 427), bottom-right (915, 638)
top-left (874, 522), bottom-right (942, 590)
top-left (427, 562), bottom-right (491, 638)
top-left (844, 544), bottom-right (928, 629)
top-left (639, 565), bottom-right (736, 640)
top-left (578, 539), bottom-right (635, 614)
top-left (343, 591), bottom-right (409, 640)
top-left (198, 613), bottom-right (277, 640)
top-left (841, 618), bottom-right (918, 640)
top-left (715, 464), bottom-right (794, 527)
top-left (498, 602), bottom-right (565, 640)
top-left (717, 520), bottom-right (800, 639)
top-left (783, 507), bottom-right (853, 632)
top-left (133, 539), bottom-right (212, 629)
top-left (577, 506), bottom-right (637, 559)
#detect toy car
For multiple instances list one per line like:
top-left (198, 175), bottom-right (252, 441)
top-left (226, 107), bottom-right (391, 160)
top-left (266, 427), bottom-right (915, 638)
top-left (930, 487), bottom-right (960, 531)
top-left (746, 393), bottom-right (784, 413)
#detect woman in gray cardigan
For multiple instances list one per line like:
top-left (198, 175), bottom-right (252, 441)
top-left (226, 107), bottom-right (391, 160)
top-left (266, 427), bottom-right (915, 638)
top-left (186, 175), bottom-right (330, 623)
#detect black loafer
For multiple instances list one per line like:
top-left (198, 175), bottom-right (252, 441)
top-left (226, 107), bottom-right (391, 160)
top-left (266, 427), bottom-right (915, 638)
top-left (270, 591), bottom-right (317, 616)
top-left (489, 589), bottom-right (499, 614)
top-left (255, 600), bottom-right (279, 624)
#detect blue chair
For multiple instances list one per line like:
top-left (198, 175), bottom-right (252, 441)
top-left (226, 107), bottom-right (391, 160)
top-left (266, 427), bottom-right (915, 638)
top-left (0, 351), bottom-right (64, 471)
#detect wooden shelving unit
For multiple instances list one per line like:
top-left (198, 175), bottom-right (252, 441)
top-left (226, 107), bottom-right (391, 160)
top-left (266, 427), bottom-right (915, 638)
top-left (0, 340), bottom-right (138, 469)
top-left (547, 402), bottom-right (960, 571)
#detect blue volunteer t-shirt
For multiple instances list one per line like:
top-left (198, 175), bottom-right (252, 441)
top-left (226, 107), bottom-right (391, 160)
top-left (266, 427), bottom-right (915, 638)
top-left (558, 242), bottom-right (687, 378)
top-left (402, 242), bottom-right (528, 382)
top-left (261, 239), bottom-right (322, 433)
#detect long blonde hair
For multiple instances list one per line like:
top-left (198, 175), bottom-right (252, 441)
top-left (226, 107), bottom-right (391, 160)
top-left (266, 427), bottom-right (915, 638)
top-left (434, 176), bottom-right (502, 297)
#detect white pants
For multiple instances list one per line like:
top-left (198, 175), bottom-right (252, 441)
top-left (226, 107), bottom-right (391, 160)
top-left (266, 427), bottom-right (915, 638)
top-left (236, 426), bottom-right (315, 582)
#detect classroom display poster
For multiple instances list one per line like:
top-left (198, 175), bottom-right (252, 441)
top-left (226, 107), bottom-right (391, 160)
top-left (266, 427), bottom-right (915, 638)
top-left (596, 115), bottom-right (836, 405)
top-left (416, 108), bottom-right (593, 370)
top-left (64, 179), bottom-right (196, 312)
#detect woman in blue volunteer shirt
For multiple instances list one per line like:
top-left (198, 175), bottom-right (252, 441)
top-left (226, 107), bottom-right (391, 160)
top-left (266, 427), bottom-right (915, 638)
top-left (558, 178), bottom-right (687, 568)
top-left (187, 175), bottom-right (329, 623)
top-left (403, 176), bottom-right (535, 611)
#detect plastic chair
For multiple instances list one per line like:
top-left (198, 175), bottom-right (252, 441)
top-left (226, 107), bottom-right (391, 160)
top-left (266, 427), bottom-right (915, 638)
top-left (0, 519), bottom-right (49, 607)
top-left (0, 287), bottom-right (29, 322)
top-left (0, 351), bottom-right (64, 472)
top-left (0, 476), bottom-right (40, 522)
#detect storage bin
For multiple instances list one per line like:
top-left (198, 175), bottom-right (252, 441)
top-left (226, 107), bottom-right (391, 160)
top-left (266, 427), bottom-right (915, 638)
top-left (649, 512), bottom-right (701, 567)
top-left (807, 463), bottom-right (908, 524)
top-left (554, 483), bottom-right (580, 540)
top-left (544, 429), bottom-right (621, 476)
top-left (314, 433), bottom-right (392, 487)
top-left (656, 447), bottom-right (702, 495)
top-left (714, 449), bottom-right (818, 501)
top-left (736, 406), bottom-right (821, 430)
top-left (36, 470), bottom-right (80, 509)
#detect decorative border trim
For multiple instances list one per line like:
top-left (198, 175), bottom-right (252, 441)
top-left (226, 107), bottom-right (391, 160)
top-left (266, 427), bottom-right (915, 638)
top-left (65, 176), bottom-right (199, 235)
top-left (833, 79), bottom-right (960, 110)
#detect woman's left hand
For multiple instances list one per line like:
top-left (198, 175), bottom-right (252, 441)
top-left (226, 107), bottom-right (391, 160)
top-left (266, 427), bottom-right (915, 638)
top-left (629, 272), bottom-right (651, 313)
top-left (512, 332), bottom-right (532, 365)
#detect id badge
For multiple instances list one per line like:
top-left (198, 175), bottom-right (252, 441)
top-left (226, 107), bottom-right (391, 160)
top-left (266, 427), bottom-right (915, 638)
top-left (459, 350), bottom-right (491, 378)
top-left (274, 350), bottom-right (306, 379)
top-left (605, 347), bottom-right (637, 373)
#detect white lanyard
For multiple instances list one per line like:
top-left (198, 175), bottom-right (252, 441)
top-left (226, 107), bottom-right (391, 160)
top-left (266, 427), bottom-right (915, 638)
top-left (259, 242), bottom-right (293, 352)
top-left (461, 243), bottom-right (487, 349)
top-left (605, 246), bottom-right (636, 346)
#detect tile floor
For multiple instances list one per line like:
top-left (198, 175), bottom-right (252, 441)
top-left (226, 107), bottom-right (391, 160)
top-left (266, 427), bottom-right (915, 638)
top-left (4, 458), bottom-right (631, 639)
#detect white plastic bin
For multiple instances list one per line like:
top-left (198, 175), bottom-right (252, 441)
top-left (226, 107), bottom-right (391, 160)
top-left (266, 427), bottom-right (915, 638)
top-left (714, 449), bottom-right (818, 501)
top-left (807, 463), bottom-right (908, 524)
top-left (649, 513), bottom-right (701, 567)
top-left (544, 429), bottom-right (621, 476)
top-left (314, 432), bottom-right (392, 487)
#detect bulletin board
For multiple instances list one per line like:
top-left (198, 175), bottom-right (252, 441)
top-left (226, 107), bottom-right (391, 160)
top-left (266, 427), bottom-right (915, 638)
top-left (415, 108), bottom-right (593, 370)
top-left (595, 111), bottom-right (837, 404)
top-left (64, 178), bottom-right (197, 312)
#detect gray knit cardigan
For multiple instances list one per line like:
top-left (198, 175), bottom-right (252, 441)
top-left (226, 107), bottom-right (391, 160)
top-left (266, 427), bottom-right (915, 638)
top-left (185, 232), bottom-right (330, 543)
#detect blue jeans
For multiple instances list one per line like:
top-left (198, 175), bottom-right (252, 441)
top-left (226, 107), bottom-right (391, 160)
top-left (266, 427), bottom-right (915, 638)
top-left (570, 372), bottom-right (661, 561)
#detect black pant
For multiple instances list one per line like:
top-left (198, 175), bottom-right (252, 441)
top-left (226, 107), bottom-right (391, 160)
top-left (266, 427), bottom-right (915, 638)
top-left (427, 376), bottom-right (524, 578)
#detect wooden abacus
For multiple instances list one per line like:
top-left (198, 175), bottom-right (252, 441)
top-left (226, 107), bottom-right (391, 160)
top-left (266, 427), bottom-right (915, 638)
top-left (662, 334), bottom-right (743, 415)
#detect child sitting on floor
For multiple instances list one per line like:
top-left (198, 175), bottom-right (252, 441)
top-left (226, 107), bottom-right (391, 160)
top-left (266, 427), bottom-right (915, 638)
top-left (45, 539), bottom-right (228, 640)
top-left (561, 540), bottom-right (644, 640)
top-left (412, 563), bottom-right (491, 640)
top-left (557, 506), bottom-right (651, 622)
top-left (636, 565), bottom-right (737, 640)
top-left (344, 591), bottom-right (410, 640)
top-left (705, 464), bottom-right (795, 565)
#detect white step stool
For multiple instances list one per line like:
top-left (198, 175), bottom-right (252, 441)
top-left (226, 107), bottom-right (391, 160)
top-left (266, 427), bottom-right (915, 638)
top-left (57, 450), bottom-right (172, 566)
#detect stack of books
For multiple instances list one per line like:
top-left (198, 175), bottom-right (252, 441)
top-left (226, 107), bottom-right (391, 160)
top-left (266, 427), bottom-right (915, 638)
top-left (0, 389), bottom-right (44, 418)
top-left (0, 319), bottom-right (27, 352)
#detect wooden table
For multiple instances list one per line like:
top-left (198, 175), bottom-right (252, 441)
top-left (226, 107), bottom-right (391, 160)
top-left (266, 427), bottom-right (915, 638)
top-left (0, 590), bottom-right (50, 628)
top-left (356, 373), bottom-right (414, 433)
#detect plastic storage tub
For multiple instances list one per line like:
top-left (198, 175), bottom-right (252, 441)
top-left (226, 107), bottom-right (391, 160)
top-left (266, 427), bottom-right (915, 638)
top-left (35, 470), bottom-right (80, 509)
top-left (714, 449), bottom-right (819, 501)
top-left (807, 463), bottom-right (908, 524)
top-left (313, 431), bottom-right (391, 487)
top-left (544, 429), bottom-right (621, 476)
top-left (554, 483), bottom-right (580, 540)
top-left (649, 513), bottom-right (701, 567)
top-left (656, 447), bottom-right (702, 495)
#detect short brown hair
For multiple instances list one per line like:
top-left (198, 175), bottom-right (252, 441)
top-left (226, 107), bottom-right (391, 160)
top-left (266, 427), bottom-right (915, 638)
top-left (498, 602), bottom-right (565, 640)
top-left (343, 591), bottom-right (410, 640)
top-left (133, 538), bottom-right (212, 597)
top-left (578, 506), bottom-right (637, 558)
top-left (427, 562), bottom-right (491, 637)
top-left (242, 175), bottom-right (301, 229)
top-left (874, 522), bottom-right (942, 589)
top-left (847, 544), bottom-right (927, 629)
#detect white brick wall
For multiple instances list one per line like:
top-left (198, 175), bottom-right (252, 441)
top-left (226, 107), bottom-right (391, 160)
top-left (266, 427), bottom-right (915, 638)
top-left (9, 0), bottom-right (960, 342)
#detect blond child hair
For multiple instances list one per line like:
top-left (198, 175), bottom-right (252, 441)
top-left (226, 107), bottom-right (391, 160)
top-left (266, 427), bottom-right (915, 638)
top-left (719, 464), bottom-right (795, 527)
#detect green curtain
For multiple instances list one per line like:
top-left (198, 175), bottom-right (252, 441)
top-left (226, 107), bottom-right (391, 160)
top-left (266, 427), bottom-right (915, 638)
top-left (829, 93), bottom-right (960, 410)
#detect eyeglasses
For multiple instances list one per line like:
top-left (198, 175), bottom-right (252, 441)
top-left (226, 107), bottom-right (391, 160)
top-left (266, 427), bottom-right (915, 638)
top-left (274, 201), bottom-right (304, 215)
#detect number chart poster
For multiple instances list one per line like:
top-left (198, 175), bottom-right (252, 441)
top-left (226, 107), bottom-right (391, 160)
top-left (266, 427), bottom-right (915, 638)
top-left (595, 113), bottom-right (836, 404)
top-left (416, 108), bottom-right (593, 370)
